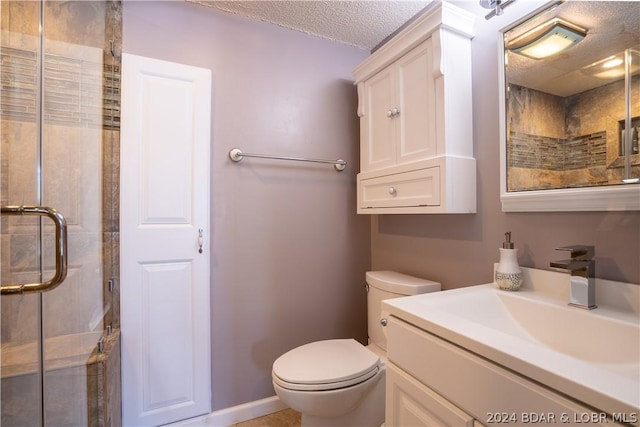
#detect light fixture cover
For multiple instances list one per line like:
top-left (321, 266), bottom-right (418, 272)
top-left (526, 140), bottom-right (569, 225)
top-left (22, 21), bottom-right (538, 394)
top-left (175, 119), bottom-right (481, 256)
top-left (582, 50), bottom-right (640, 80)
top-left (509, 18), bottom-right (587, 60)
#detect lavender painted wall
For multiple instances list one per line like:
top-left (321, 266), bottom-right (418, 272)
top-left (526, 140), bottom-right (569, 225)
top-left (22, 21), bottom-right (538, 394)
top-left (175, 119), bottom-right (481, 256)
top-left (123, 0), bottom-right (639, 415)
top-left (371, 1), bottom-right (640, 289)
top-left (122, 1), bottom-right (370, 411)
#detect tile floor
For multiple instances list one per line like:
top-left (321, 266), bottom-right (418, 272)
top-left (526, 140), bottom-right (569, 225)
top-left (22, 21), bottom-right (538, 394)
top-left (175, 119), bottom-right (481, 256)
top-left (234, 409), bottom-right (301, 427)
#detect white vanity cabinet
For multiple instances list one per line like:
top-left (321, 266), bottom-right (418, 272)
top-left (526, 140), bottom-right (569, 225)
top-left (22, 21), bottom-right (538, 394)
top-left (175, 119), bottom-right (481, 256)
top-left (386, 316), bottom-right (624, 427)
top-left (353, 2), bottom-right (476, 214)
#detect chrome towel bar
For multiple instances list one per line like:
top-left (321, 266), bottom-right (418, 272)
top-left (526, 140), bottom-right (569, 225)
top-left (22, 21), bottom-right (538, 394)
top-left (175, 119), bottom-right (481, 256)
top-left (1, 205), bottom-right (68, 294)
top-left (229, 148), bottom-right (346, 171)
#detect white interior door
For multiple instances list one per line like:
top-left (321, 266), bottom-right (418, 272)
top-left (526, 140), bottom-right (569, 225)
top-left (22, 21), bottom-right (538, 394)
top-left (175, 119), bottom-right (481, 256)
top-left (120, 53), bottom-right (211, 426)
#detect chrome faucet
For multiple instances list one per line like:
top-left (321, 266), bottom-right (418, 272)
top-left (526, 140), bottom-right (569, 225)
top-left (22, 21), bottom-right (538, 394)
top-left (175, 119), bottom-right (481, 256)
top-left (550, 245), bottom-right (596, 310)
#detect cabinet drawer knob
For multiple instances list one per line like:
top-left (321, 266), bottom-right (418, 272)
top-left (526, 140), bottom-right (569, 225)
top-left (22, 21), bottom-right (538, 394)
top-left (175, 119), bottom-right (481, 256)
top-left (389, 187), bottom-right (397, 196)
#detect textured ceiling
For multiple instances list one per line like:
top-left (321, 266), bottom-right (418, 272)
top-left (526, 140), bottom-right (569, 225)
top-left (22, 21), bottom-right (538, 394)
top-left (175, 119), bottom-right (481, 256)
top-left (189, 1), bottom-right (639, 96)
top-left (505, 1), bottom-right (640, 97)
top-left (188, 0), bottom-right (431, 51)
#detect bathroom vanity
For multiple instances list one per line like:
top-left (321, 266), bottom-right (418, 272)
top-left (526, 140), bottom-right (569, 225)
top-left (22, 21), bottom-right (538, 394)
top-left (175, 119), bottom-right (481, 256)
top-left (382, 267), bottom-right (640, 426)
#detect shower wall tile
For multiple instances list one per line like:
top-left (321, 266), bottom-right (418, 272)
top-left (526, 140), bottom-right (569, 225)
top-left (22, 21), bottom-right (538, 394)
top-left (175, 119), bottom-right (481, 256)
top-left (508, 84), bottom-right (565, 139)
top-left (3, 122), bottom-right (39, 204)
top-left (0, 371), bottom-right (41, 427)
top-left (102, 129), bottom-right (120, 233)
top-left (91, 330), bottom-right (122, 427)
top-left (507, 166), bottom-right (564, 191)
top-left (0, 291), bottom-right (40, 343)
top-left (1, 2), bottom-right (39, 39)
top-left (1, 43), bottom-right (120, 129)
top-left (508, 81), bottom-right (639, 190)
top-left (102, 231), bottom-right (119, 330)
top-left (509, 132), bottom-right (564, 170)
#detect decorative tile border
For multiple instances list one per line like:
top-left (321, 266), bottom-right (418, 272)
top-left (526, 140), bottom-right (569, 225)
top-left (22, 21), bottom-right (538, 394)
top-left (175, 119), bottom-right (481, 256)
top-left (509, 130), bottom-right (606, 171)
top-left (1, 45), bottom-right (120, 129)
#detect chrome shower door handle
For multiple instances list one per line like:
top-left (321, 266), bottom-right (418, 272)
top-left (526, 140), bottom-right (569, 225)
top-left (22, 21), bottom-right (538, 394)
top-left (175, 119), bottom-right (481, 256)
top-left (1, 205), bottom-right (68, 295)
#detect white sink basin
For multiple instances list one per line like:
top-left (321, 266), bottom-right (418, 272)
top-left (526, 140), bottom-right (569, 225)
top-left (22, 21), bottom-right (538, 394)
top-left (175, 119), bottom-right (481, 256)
top-left (499, 291), bottom-right (639, 370)
top-left (382, 267), bottom-right (640, 417)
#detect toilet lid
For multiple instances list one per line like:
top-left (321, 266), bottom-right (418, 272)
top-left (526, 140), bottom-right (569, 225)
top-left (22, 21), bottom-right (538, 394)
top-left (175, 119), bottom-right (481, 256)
top-left (272, 339), bottom-right (380, 391)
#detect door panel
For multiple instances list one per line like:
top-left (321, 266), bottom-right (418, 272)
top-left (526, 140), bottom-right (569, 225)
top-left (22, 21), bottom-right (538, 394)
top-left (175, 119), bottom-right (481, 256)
top-left (120, 53), bottom-right (211, 426)
top-left (363, 67), bottom-right (396, 171)
top-left (397, 38), bottom-right (437, 164)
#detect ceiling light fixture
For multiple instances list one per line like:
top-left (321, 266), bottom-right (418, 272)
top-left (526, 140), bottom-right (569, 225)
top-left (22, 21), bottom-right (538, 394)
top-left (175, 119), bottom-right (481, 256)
top-left (582, 52), bottom-right (640, 80)
top-left (508, 18), bottom-right (587, 60)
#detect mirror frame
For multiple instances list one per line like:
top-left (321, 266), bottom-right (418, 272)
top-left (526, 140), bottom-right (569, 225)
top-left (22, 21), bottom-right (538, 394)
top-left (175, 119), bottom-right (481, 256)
top-left (498, 2), bottom-right (640, 212)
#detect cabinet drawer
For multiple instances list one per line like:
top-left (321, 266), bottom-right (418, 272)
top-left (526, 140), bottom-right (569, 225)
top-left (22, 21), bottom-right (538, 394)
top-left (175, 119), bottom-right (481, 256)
top-left (359, 167), bottom-right (440, 209)
top-left (387, 317), bottom-right (612, 426)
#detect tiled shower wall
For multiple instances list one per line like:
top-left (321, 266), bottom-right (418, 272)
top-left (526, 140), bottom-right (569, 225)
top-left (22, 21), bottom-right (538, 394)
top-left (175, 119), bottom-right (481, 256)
top-left (1, 47), bottom-right (120, 128)
top-left (508, 82), bottom-right (639, 191)
top-left (1, 0), bottom-right (121, 335)
top-left (509, 131), bottom-right (606, 171)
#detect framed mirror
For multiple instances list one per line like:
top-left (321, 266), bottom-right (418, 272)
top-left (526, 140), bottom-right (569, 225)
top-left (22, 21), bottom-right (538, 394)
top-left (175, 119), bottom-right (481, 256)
top-left (499, 1), bottom-right (640, 211)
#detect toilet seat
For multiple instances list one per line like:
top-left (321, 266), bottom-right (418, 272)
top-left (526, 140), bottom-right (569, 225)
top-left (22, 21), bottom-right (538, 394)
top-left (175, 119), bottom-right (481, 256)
top-left (272, 339), bottom-right (380, 392)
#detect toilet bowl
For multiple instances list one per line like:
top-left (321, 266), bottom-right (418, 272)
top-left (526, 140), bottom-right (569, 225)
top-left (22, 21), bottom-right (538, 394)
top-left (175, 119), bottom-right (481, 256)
top-left (273, 339), bottom-right (385, 425)
top-left (272, 271), bottom-right (440, 426)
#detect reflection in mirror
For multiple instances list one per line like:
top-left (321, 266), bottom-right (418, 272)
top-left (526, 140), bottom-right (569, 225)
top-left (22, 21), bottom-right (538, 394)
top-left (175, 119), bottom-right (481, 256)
top-left (503, 1), bottom-right (639, 193)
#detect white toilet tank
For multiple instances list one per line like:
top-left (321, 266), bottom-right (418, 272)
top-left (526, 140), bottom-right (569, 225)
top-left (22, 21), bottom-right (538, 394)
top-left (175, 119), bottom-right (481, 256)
top-left (366, 271), bottom-right (440, 352)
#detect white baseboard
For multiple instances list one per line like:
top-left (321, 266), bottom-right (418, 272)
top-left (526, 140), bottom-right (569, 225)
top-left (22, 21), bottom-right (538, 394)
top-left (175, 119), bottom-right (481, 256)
top-left (167, 396), bottom-right (287, 427)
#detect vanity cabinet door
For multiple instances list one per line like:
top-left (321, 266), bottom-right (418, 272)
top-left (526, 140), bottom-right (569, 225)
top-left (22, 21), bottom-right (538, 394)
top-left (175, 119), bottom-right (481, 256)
top-left (360, 38), bottom-right (436, 173)
top-left (386, 362), bottom-right (475, 427)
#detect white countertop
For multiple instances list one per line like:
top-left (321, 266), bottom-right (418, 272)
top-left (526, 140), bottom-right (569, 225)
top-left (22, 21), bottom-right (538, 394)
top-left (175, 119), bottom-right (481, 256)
top-left (382, 267), bottom-right (640, 417)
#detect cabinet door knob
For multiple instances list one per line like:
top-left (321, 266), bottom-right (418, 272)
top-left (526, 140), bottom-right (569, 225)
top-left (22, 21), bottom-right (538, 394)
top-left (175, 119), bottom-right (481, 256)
top-left (387, 108), bottom-right (401, 118)
top-left (389, 187), bottom-right (397, 195)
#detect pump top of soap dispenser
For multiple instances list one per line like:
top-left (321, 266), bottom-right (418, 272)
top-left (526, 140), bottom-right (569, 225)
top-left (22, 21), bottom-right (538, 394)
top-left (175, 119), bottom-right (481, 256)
top-left (503, 231), bottom-right (515, 249)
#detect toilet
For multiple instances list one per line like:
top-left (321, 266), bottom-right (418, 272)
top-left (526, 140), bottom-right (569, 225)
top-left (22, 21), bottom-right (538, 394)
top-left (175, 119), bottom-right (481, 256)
top-left (272, 271), bottom-right (441, 426)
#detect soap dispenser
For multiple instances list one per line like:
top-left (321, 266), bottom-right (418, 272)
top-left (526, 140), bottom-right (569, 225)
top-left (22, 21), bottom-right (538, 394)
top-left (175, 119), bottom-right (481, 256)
top-left (495, 232), bottom-right (523, 291)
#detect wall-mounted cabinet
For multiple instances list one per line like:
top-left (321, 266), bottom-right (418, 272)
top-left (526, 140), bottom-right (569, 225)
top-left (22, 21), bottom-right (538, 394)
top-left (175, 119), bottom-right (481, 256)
top-left (353, 1), bottom-right (476, 214)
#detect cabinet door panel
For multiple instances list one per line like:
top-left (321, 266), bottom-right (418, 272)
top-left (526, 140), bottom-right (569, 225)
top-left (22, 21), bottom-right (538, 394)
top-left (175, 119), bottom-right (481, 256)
top-left (397, 38), bottom-right (437, 164)
top-left (387, 363), bottom-right (475, 427)
top-left (362, 67), bottom-right (396, 172)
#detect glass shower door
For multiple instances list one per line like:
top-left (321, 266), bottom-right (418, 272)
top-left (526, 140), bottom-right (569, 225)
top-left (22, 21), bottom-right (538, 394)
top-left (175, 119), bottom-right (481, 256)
top-left (1, 2), bottom-right (48, 423)
top-left (1, 1), bottom-right (120, 425)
